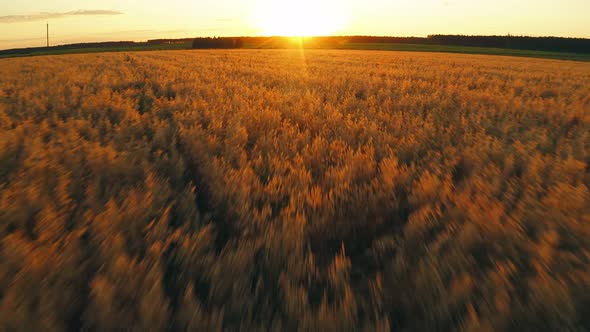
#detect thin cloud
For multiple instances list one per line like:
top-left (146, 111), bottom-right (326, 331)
top-left (0, 10), bottom-right (123, 23)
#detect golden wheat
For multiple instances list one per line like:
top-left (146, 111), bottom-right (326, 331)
top-left (1, 50), bottom-right (590, 331)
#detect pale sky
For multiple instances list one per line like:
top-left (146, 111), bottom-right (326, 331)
top-left (1, 0), bottom-right (589, 50)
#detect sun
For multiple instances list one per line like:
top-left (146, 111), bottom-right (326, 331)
top-left (251, 0), bottom-right (348, 36)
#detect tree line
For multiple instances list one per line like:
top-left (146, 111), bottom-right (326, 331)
top-left (191, 37), bottom-right (244, 49)
top-left (321, 35), bottom-right (590, 54)
top-left (2, 34), bottom-right (589, 57)
top-left (192, 35), bottom-right (590, 53)
top-left (426, 35), bottom-right (590, 53)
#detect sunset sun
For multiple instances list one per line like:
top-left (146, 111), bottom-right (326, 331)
top-left (251, 0), bottom-right (348, 36)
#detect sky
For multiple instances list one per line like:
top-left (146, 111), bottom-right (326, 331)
top-left (1, 0), bottom-right (589, 50)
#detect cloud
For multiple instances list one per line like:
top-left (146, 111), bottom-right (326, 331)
top-left (0, 10), bottom-right (123, 23)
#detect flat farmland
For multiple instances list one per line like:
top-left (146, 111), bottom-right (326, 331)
top-left (1, 50), bottom-right (590, 331)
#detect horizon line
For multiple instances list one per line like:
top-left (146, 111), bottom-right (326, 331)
top-left (3, 33), bottom-right (590, 52)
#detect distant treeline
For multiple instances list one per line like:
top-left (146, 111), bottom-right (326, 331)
top-left (426, 35), bottom-right (590, 53)
top-left (332, 35), bottom-right (590, 53)
top-left (192, 37), bottom-right (244, 49)
top-left (299, 35), bottom-right (590, 53)
top-left (147, 38), bottom-right (194, 44)
top-left (2, 34), bottom-right (590, 56)
top-left (193, 35), bottom-right (590, 53)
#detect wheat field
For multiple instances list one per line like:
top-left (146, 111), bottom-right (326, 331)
top-left (1, 50), bottom-right (590, 331)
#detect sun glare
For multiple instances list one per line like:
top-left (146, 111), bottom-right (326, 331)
top-left (251, 0), bottom-right (348, 36)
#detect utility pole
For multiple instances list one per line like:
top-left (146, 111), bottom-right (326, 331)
top-left (46, 23), bottom-right (49, 47)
